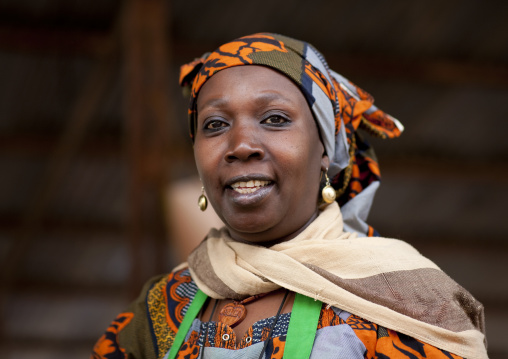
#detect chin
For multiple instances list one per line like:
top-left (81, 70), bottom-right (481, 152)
top-left (227, 218), bottom-right (274, 236)
top-left (223, 216), bottom-right (279, 243)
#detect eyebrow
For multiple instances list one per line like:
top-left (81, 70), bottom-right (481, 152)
top-left (199, 91), bottom-right (295, 111)
top-left (254, 91), bottom-right (295, 105)
top-left (198, 97), bottom-right (227, 109)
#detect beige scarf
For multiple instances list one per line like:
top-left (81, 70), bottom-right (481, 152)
top-left (186, 203), bottom-right (487, 359)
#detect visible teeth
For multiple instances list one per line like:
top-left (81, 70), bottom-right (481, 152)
top-left (231, 180), bottom-right (270, 193)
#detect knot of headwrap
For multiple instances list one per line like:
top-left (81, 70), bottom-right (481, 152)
top-left (179, 33), bottom-right (404, 236)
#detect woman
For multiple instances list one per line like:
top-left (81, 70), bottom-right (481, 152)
top-left (92, 34), bottom-right (487, 359)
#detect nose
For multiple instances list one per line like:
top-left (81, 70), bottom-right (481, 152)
top-left (224, 122), bottom-right (265, 163)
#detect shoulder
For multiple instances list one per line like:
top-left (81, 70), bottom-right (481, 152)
top-left (147, 268), bottom-right (199, 333)
top-left (91, 268), bottom-right (198, 359)
top-left (317, 306), bottom-right (465, 359)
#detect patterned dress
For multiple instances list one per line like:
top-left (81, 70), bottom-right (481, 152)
top-left (91, 269), bottom-right (464, 359)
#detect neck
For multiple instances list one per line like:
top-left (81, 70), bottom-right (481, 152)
top-left (228, 209), bottom-right (319, 247)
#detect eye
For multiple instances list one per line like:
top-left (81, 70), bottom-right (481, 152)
top-left (262, 114), bottom-right (290, 126)
top-left (204, 119), bottom-right (228, 131)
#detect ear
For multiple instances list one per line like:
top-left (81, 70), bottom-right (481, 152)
top-left (320, 154), bottom-right (330, 172)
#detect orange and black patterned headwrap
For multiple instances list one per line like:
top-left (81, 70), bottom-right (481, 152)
top-left (179, 33), bottom-right (404, 236)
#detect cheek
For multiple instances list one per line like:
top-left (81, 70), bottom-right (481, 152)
top-left (193, 142), bottom-right (218, 183)
top-left (295, 135), bottom-right (325, 186)
top-left (274, 136), bottom-right (322, 183)
top-left (193, 144), bottom-right (205, 176)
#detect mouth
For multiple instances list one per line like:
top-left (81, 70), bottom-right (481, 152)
top-left (230, 180), bottom-right (271, 194)
top-left (224, 175), bottom-right (275, 206)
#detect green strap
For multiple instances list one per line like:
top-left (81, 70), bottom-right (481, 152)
top-left (166, 291), bottom-right (321, 359)
top-left (284, 293), bottom-right (322, 358)
top-left (166, 289), bottom-right (208, 359)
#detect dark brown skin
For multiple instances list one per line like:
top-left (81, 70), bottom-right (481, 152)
top-left (194, 66), bottom-right (329, 344)
top-left (200, 289), bottom-right (295, 345)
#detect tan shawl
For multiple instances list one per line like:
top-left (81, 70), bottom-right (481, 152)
top-left (186, 203), bottom-right (487, 359)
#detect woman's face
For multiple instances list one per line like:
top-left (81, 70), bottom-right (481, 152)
top-left (194, 65), bottom-right (329, 245)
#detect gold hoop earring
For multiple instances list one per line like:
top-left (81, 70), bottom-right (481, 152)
top-left (198, 186), bottom-right (208, 211)
top-left (321, 169), bottom-right (336, 204)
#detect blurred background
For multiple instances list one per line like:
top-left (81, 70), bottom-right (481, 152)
top-left (0, 0), bottom-right (507, 357)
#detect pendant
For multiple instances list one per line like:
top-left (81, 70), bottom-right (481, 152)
top-left (218, 302), bottom-right (246, 327)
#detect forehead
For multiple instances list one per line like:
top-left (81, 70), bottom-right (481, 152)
top-left (196, 65), bottom-right (306, 110)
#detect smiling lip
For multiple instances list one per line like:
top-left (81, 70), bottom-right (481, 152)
top-left (225, 174), bottom-right (274, 205)
top-left (230, 180), bottom-right (271, 194)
